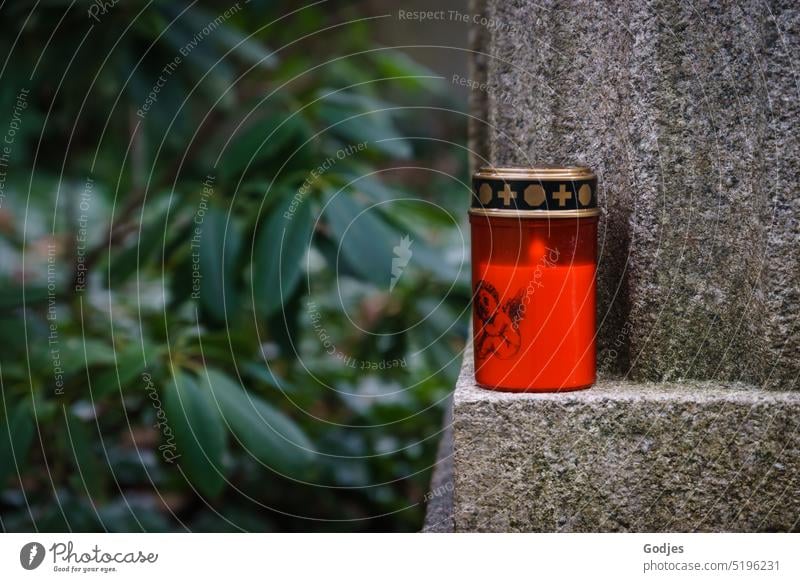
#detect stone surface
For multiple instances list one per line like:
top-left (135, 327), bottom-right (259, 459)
top-left (422, 403), bottom-right (454, 532)
top-left (468, 0), bottom-right (800, 387)
top-left (446, 344), bottom-right (800, 532)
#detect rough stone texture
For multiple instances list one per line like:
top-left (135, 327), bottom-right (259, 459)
top-left (469, 0), bottom-right (800, 387)
top-left (437, 0), bottom-right (800, 533)
top-left (422, 403), bottom-right (454, 532)
top-left (448, 344), bottom-right (800, 532)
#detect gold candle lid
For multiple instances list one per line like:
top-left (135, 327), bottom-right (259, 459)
top-left (470, 166), bottom-right (599, 218)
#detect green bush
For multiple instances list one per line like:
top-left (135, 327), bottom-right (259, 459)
top-left (0, 1), bottom-right (468, 531)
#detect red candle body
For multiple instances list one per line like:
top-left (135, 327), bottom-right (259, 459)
top-left (470, 216), bottom-right (597, 391)
top-left (469, 166), bottom-right (598, 392)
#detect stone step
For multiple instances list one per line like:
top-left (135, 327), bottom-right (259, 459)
top-left (425, 344), bottom-right (800, 532)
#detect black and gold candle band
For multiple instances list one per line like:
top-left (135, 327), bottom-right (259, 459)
top-left (470, 166), bottom-right (599, 217)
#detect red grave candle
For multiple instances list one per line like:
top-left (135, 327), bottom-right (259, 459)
top-left (470, 167), bottom-right (598, 392)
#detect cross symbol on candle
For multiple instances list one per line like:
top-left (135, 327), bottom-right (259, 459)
top-left (498, 183), bottom-right (517, 206)
top-left (553, 184), bottom-right (572, 207)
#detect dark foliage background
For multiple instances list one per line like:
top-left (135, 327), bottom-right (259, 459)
top-left (0, 0), bottom-right (469, 532)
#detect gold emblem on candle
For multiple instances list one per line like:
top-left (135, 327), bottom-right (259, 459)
top-left (478, 183), bottom-right (493, 204)
top-left (497, 183), bottom-right (517, 206)
top-left (524, 184), bottom-right (546, 206)
top-left (578, 184), bottom-right (592, 206)
top-left (552, 184), bottom-right (572, 207)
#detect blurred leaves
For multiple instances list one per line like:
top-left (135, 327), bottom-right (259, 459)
top-left (219, 111), bottom-right (310, 180)
top-left (0, 0), bottom-right (468, 533)
top-left (62, 409), bottom-right (106, 499)
top-left (0, 402), bottom-right (35, 486)
top-left (198, 205), bottom-right (241, 323)
top-left (164, 369), bottom-right (226, 497)
top-left (317, 90), bottom-right (412, 159)
top-left (325, 191), bottom-right (395, 287)
top-left (253, 191), bottom-right (313, 316)
top-left (91, 343), bottom-right (155, 399)
top-left (202, 368), bottom-right (315, 477)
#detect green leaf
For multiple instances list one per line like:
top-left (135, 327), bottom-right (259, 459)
top-left (63, 409), bottom-right (105, 499)
top-left (253, 193), bottom-right (313, 316)
top-left (0, 401), bottom-right (35, 486)
top-left (219, 113), bottom-right (309, 180)
top-left (241, 363), bottom-right (297, 394)
top-left (127, 60), bottom-right (190, 140)
top-left (319, 90), bottom-right (392, 112)
top-left (380, 198), bottom-right (459, 228)
top-left (198, 206), bottom-right (241, 323)
top-left (91, 344), bottom-right (155, 399)
top-left (414, 324), bottom-right (460, 384)
top-left (180, 6), bottom-right (278, 70)
top-left (368, 50), bottom-right (443, 93)
top-left (169, 254), bottom-right (195, 309)
top-left (313, 231), bottom-right (360, 280)
top-left (317, 90), bottom-right (412, 159)
top-left (265, 284), bottom-right (304, 359)
top-left (61, 338), bottom-right (118, 375)
top-left (164, 370), bottom-right (227, 497)
top-left (366, 199), bottom-right (465, 286)
top-left (108, 208), bottom-right (169, 288)
top-left (0, 317), bottom-right (30, 354)
top-left (0, 283), bottom-right (48, 309)
top-left (324, 192), bottom-right (395, 287)
top-left (341, 171), bottom-right (398, 203)
top-left (158, 15), bottom-right (236, 108)
top-left (201, 368), bottom-right (315, 476)
top-left (395, 237), bottom-right (462, 286)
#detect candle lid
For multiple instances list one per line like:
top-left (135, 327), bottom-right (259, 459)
top-left (470, 165), bottom-right (599, 217)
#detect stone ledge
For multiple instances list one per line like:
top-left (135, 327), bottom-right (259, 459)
top-left (422, 402), bottom-right (454, 533)
top-left (442, 344), bottom-right (800, 532)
